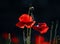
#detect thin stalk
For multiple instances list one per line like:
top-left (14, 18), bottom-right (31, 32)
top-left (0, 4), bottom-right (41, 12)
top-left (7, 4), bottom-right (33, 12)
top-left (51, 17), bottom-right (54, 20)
top-left (8, 33), bottom-right (11, 44)
top-left (53, 21), bottom-right (58, 44)
top-left (49, 21), bottom-right (54, 44)
top-left (27, 28), bottom-right (28, 37)
top-left (31, 13), bottom-right (35, 20)
top-left (26, 28), bottom-right (29, 44)
top-left (29, 28), bottom-right (32, 44)
top-left (29, 28), bottom-right (31, 39)
top-left (27, 6), bottom-right (34, 44)
top-left (23, 30), bottom-right (25, 44)
top-left (26, 28), bottom-right (31, 44)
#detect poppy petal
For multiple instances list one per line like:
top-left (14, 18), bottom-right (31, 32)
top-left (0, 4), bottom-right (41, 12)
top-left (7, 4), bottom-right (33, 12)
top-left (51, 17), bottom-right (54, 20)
top-left (32, 22), bottom-right (49, 34)
top-left (26, 21), bottom-right (36, 28)
top-left (19, 14), bottom-right (33, 22)
top-left (16, 22), bottom-right (25, 28)
top-left (40, 27), bottom-right (49, 34)
top-left (38, 23), bottom-right (47, 27)
top-left (32, 26), bottom-right (39, 31)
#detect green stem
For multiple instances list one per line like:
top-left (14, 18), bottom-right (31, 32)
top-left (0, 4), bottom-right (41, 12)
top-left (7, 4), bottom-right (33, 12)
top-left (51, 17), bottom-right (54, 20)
top-left (26, 28), bottom-right (32, 44)
top-left (27, 28), bottom-right (28, 38)
top-left (29, 28), bottom-right (32, 44)
top-left (29, 28), bottom-right (31, 44)
top-left (29, 28), bottom-right (31, 38)
top-left (26, 28), bottom-right (28, 44)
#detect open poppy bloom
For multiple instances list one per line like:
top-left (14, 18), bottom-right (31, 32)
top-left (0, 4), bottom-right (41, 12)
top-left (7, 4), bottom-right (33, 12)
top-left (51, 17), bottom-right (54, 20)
top-left (32, 22), bottom-right (49, 34)
top-left (11, 37), bottom-right (19, 44)
top-left (2, 32), bottom-right (9, 40)
top-left (16, 14), bottom-right (35, 28)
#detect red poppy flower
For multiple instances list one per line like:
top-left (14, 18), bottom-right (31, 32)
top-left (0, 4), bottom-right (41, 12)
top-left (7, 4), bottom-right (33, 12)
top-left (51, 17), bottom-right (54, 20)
top-left (2, 32), bottom-right (9, 39)
top-left (16, 14), bottom-right (35, 28)
top-left (11, 37), bottom-right (19, 44)
top-left (35, 35), bottom-right (45, 44)
top-left (32, 22), bottom-right (49, 34)
top-left (42, 42), bottom-right (49, 44)
top-left (35, 35), bottom-right (50, 44)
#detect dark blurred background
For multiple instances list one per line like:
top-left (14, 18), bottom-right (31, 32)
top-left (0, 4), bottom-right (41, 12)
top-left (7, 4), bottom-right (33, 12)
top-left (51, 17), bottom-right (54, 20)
top-left (0, 0), bottom-right (60, 44)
